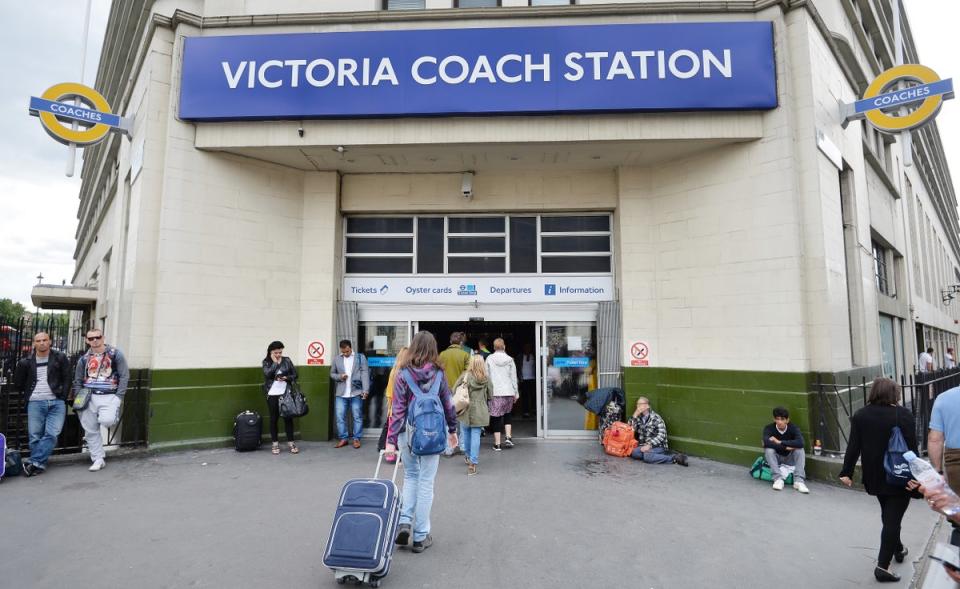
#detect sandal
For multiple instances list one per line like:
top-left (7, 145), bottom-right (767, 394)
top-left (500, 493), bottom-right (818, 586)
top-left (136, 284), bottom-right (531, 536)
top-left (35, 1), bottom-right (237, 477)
top-left (271, 442), bottom-right (280, 455)
top-left (289, 442), bottom-right (299, 454)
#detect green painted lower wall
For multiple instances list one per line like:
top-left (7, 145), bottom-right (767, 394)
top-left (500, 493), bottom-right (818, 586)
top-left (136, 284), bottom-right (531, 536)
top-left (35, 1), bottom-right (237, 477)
top-left (149, 366), bottom-right (330, 448)
top-left (624, 367), bottom-right (816, 472)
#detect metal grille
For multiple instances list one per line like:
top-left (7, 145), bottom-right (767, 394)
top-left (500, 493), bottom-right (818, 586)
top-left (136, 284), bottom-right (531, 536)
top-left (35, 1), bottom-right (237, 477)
top-left (1, 314), bottom-right (148, 454)
top-left (597, 300), bottom-right (622, 389)
top-left (337, 301), bottom-right (359, 348)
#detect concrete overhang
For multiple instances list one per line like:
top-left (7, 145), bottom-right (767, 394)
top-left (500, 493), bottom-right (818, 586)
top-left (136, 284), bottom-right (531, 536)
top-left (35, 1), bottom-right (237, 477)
top-left (193, 112), bottom-right (765, 173)
top-left (31, 285), bottom-right (97, 311)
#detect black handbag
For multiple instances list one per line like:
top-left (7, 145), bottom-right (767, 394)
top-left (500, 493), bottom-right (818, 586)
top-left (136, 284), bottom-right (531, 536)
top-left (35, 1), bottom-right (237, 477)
top-left (279, 382), bottom-right (309, 418)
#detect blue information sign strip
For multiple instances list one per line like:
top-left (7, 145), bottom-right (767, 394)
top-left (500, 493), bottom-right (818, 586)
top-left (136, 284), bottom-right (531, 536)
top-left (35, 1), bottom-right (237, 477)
top-left (553, 357), bottom-right (591, 368)
top-left (852, 79), bottom-right (954, 114)
top-left (179, 22), bottom-right (777, 121)
top-left (28, 96), bottom-right (123, 128)
top-left (367, 357), bottom-right (396, 368)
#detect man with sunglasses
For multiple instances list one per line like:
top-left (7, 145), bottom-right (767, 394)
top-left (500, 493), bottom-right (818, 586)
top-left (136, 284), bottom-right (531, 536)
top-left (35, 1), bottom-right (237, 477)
top-left (72, 328), bottom-right (129, 472)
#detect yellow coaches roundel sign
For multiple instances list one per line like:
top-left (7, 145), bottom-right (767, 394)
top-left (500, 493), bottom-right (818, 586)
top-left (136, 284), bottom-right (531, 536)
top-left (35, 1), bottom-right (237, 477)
top-left (845, 65), bottom-right (954, 133)
top-left (28, 83), bottom-right (130, 146)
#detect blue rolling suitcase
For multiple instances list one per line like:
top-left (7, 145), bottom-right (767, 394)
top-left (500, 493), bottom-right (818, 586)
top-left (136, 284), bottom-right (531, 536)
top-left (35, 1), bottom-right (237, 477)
top-left (1, 432), bottom-right (23, 482)
top-left (323, 451), bottom-right (401, 587)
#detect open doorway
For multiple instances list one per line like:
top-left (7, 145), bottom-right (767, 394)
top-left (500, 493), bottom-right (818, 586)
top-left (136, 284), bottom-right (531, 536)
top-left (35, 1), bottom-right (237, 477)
top-left (420, 321), bottom-right (538, 438)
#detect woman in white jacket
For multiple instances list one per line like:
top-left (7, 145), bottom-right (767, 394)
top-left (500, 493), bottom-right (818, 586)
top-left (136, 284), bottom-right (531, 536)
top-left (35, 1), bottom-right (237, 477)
top-left (485, 338), bottom-right (519, 451)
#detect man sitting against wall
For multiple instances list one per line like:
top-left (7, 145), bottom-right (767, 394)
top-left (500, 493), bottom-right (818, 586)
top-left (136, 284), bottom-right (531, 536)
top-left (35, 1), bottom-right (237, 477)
top-left (762, 406), bottom-right (810, 494)
top-left (628, 397), bottom-right (688, 466)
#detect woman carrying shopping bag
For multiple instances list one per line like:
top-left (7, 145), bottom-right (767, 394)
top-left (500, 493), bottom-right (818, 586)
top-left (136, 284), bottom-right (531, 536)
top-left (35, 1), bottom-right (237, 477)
top-left (454, 354), bottom-right (493, 475)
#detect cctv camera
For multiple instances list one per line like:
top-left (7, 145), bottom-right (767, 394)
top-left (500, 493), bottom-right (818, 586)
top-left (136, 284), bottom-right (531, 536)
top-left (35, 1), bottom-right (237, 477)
top-left (461, 172), bottom-right (474, 199)
top-left (297, 126), bottom-right (304, 138)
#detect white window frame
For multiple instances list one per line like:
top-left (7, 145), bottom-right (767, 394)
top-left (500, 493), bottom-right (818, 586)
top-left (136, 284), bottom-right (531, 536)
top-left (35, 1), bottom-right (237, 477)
top-left (342, 212), bottom-right (614, 277)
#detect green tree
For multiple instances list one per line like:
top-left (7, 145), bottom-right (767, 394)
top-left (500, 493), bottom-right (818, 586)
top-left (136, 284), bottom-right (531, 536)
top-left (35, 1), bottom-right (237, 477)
top-left (0, 298), bottom-right (26, 320)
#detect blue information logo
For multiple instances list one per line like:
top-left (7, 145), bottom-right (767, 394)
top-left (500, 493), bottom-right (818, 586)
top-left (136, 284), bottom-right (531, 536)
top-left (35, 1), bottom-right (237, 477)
top-left (544, 284), bottom-right (557, 296)
top-left (458, 284), bottom-right (478, 296)
top-left (367, 357), bottom-right (396, 368)
top-left (553, 357), bottom-right (591, 368)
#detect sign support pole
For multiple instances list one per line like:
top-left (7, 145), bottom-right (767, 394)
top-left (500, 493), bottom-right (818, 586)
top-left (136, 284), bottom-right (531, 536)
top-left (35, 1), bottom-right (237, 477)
top-left (66, 0), bottom-right (92, 178)
top-left (893, 0), bottom-right (913, 168)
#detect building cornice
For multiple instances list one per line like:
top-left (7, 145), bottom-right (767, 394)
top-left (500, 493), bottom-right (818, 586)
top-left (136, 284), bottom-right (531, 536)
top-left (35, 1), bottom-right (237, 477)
top-left (79, 0), bottom-right (958, 265)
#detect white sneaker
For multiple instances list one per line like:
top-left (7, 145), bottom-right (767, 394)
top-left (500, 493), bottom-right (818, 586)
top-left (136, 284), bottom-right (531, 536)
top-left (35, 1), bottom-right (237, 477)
top-left (793, 481), bottom-right (810, 494)
top-left (772, 478), bottom-right (784, 491)
top-left (89, 459), bottom-right (106, 472)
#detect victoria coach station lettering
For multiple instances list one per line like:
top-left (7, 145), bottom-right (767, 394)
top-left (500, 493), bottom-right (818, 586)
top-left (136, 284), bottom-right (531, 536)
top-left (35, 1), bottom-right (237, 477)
top-left (179, 22), bottom-right (777, 120)
top-left (221, 49), bottom-right (737, 89)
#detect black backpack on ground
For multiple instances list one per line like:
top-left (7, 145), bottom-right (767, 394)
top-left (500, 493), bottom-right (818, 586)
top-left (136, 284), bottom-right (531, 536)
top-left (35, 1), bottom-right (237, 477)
top-left (234, 411), bottom-right (262, 452)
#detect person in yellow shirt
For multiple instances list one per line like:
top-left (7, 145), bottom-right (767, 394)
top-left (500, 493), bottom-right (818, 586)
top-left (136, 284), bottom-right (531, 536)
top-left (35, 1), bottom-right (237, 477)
top-left (380, 346), bottom-right (409, 463)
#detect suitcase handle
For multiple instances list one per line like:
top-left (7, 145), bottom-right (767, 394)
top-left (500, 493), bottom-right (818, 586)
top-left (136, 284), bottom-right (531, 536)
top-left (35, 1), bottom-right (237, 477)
top-left (375, 450), bottom-right (401, 484)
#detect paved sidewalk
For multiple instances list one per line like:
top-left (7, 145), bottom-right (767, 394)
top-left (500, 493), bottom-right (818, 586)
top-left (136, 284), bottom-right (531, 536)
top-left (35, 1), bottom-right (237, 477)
top-left (1, 440), bottom-right (939, 588)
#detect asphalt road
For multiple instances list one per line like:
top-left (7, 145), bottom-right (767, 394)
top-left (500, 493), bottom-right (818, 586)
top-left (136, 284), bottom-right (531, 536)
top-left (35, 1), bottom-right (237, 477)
top-left (1, 440), bottom-right (939, 588)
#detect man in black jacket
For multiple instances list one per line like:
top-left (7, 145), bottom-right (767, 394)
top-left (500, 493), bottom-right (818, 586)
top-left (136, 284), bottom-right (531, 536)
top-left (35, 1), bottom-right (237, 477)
top-left (13, 332), bottom-right (72, 476)
top-left (762, 406), bottom-right (809, 493)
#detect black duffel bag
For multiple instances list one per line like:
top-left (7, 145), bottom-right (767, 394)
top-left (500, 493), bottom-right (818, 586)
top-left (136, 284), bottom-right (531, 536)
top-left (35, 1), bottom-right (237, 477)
top-left (279, 382), bottom-right (309, 418)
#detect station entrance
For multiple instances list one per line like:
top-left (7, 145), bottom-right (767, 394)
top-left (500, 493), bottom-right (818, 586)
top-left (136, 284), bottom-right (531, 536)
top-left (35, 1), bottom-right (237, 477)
top-left (355, 314), bottom-right (599, 439)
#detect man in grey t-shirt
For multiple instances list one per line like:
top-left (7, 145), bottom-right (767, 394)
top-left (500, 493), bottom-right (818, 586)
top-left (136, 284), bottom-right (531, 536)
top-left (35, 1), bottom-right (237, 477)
top-left (13, 332), bottom-right (72, 476)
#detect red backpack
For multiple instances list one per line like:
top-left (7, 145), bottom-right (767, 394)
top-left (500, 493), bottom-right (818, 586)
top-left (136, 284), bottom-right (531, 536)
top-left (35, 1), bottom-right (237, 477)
top-left (602, 422), bottom-right (638, 458)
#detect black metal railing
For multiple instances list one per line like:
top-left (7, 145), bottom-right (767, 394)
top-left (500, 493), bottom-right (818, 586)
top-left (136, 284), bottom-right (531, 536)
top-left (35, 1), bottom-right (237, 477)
top-left (814, 367), bottom-right (960, 457)
top-left (1, 314), bottom-right (149, 454)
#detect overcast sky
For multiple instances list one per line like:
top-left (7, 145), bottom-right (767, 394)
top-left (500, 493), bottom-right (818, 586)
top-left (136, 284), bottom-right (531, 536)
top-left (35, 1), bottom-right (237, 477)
top-left (0, 1), bottom-right (958, 307)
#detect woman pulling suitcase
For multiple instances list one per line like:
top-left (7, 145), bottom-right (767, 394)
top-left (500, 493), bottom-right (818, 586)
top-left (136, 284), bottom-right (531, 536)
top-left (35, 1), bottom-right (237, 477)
top-left (384, 331), bottom-right (459, 553)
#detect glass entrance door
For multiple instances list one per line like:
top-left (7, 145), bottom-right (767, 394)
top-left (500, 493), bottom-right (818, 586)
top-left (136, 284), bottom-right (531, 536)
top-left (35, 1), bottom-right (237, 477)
top-left (542, 321), bottom-right (597, 437)
top-left (357, 321), bottom-right (410, 432)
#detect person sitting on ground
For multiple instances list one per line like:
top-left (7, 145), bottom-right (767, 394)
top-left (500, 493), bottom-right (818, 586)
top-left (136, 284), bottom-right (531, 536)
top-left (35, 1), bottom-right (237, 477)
top-left (762, 406), bottom-right (809, 494)
top-left (628, 397), bottom-right (687, 466)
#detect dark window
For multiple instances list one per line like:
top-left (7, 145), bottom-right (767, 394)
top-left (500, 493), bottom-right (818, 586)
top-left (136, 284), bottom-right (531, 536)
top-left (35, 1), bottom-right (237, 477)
top-left (541, 235), bottom-right (610, 253)
top-left (873, 241), bottom-right (889, 295)
top-left (510, 217), bottom-right (537, 273)
top-left (384, 0), bottom-right (424, 9)
top-left (541, 256), bottom-right (611, 273)
top-left (346, 237), bottom-right (413, 254)
top-left (417, 217), bottom-right (444, 274)
top-left (448, 256), bottom-right (505, 273)
top-left (346, 217), bottom-right (413, 234)
top-left (448, 217), bottom-right (505, 234)
top-left (346, 257), bottom-right (413, 274)
top-left (448, 237), bottom-right (505, 254)
top-left (540, 216), bottom-right (610, 233)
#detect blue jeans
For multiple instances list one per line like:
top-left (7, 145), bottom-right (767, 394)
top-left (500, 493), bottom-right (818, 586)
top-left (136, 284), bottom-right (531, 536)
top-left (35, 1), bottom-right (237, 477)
top-left (629, 446), bottom-right (674, 464)
top-left (398, 430), bottom-right (440, 542)
top-left (335, 396), bottom-right (363, 441)
top-left (27, 399), bottom-right (66, 469)
top-left (462, 425), bottom-right (482, 465)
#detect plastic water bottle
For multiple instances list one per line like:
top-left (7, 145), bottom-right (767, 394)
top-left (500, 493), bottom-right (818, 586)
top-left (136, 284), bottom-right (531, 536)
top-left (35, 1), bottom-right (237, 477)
top-left (903, 451), bottom-right (960, 516)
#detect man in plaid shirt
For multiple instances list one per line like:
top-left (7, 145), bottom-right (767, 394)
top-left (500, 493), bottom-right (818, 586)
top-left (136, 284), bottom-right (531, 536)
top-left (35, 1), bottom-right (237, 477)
top-left (628, 397), bottom-right (688, 466)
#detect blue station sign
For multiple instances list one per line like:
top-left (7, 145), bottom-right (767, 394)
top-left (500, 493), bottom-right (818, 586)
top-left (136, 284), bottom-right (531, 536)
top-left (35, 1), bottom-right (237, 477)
top-left (179, 22), bottom-right (777, 121)
top-left (29, 96), bottom-right (124, 128)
